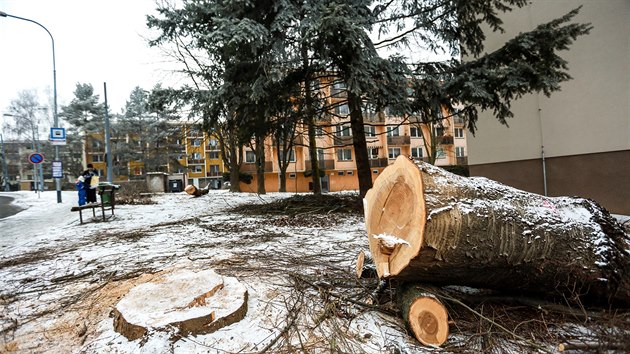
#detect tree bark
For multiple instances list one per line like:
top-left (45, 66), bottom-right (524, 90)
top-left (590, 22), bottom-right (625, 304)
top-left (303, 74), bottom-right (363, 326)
top-left (364, 156), bottom-right (630, 305)
top-left (348, 91), bottom-right (372, 198)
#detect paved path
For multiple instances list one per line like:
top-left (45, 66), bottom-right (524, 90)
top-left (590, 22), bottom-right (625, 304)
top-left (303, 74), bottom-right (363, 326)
top-left (0, 195), bottom-right (23, 219)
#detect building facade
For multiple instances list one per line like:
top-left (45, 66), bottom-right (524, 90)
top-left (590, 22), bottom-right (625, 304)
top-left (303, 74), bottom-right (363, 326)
top-left (238, 76), bottom-right (468, 193)
top-left (465, 0), bottom-right (630, 214)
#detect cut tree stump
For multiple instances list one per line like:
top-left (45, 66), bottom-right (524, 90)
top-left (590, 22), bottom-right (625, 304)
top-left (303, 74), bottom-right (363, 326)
top-left (185, 185), bottom-right (209, 197)
top-left (113, 269), bottom-right (248, 340)
top-left (364, 155), bottom-right (630, 305)
top-left (398, 284), bottom-right (449, 346)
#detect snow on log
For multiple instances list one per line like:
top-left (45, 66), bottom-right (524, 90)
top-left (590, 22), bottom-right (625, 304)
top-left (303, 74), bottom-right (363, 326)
top-left (113, 269), bottom-right (248, 340)
top-left (398, 284), bottom-right (449, 346)
top-left (364, 155), bottom-right (630, 305)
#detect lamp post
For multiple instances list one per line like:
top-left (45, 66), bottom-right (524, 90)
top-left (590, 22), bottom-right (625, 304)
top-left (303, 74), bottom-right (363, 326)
top-left (1, 133), bottom-right (9, 191)
top-left (0, 10), bottom-right (62, 202)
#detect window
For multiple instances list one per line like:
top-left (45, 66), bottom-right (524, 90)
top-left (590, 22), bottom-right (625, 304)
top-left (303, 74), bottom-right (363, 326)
top-left (279, 149), bottom-right (296, 162)
top-left (92, 154), bottom-right (103, 162)
top-left (347, 171), bottom-right (354, 176)
top-left (192, 152), bottom-right (202, 160)
top-left (411, 147), bottom-right (423, 159)
top-left (134, 167), bottom-right (143, 176)
top-left (208, 138), bottom-right (218, 147)
top-left (209, 165), bottom-right (220, 173)
top-left (337, 148), bottom-right (352, 161)
top-left (332, 81), bottom-right (346, 96)
top-left (192, 139), bottom-right (201, 146)
top-left (410, 127), bottom-right (422, 138)
top-left (315, 126), bottom-right (325, 137)
top-left (289, 173), bottom-right (296, 179)
top-left (386, 125), bottom-right (400, 137)
top-left (454, 128), bottom-right (464, 138)
top-left (336, 124), bottom-right (351, 137)
top-left (373, 170), bottom-right (379, 174)
top-left (208, 151), bottom-right (219, 159)
top-left (317, 148), bottom-right (325, 161)
top-left (338, 171), bottom-right (345, 176)
top-left (436, 147), bottom-right (446, 159)
top-left (388, 147), bottom-right (401, 159)
top-left (336, 103), bottom-right (350, 115)
top-left (368, 148), bottom-right (379, 159)
top-left (433, 126), bottom-right (444, 137)
top-left (96, 169), bottom-right (104, 177)
top-left (364, 125), bottom-right (376, 137)
top-left (245, 150), bottom-right (256, 163)
top-left (456, 147), bottom-right (465, 157)
top-left (91, 140), bottom-right (102, 149)
top-left (194, 165), bottom-right (203, 173)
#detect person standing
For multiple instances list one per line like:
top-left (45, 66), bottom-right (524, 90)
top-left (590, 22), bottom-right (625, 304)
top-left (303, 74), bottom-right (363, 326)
top-left (82, 164), bottom-right (98, 204)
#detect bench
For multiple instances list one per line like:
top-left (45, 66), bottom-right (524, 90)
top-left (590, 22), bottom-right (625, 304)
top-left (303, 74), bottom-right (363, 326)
top-left (71, 184), bottom-right (120, 224)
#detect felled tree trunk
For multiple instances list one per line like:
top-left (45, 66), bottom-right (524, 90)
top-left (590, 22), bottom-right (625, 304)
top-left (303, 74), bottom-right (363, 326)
top-left (363, 156), bottom-right (630, 305)
top-left (113, 269), bottom-right (248, 340)
top-left (185, 184), bottom-right (209, 197)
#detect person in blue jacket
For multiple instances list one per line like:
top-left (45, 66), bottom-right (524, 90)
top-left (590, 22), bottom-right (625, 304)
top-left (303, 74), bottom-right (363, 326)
top-left (75, 176), bottom-right (86, 206)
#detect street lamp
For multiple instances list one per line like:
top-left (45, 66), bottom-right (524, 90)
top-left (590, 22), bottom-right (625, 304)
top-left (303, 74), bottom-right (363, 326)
top-left (0, 10), bottom-right (62, 202)
top-left (1, 133), bottom-right (9, 191)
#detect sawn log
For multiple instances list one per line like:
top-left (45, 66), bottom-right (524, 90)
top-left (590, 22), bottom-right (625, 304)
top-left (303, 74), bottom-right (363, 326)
top-left (363, 156), bottom-right (630, 305)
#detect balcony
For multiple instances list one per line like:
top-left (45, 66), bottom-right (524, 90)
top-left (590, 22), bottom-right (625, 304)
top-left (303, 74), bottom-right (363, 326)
top-left (364, 112), bottom-right (385, 123)
top-left (333, 135), bottom-right (353, 146)
top-left (456, 156), bottom-right (468, 165)
top-left (240, 161), bottom-right (273, 173)
top-left (273, 134), bottom-right (304, 147)
top-left (387, 135), bottom-right (410, 146)
top-left (187, 159), bottom-right (205, 165)
top-left (206, 171), bottom-right (223, 177)
top-left (440, 135), bottom-right (454, 145)
top-left (369, 158), bottom-right (389, 168)
top-left (305, 159), bottom-right (335, 171)
top-left (453, 116), bottom-right (465, 125)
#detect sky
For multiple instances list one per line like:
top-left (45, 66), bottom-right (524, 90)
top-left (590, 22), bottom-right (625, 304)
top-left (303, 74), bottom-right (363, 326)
top-left (0, 0), bottom-right (185, 117)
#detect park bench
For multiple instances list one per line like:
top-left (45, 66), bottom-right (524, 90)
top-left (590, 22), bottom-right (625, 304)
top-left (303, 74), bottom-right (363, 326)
top-left (71, 183), bottom-right (120, 224)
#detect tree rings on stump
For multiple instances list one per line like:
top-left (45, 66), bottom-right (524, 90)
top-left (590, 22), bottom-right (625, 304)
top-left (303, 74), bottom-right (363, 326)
top-left (113, 269), bottom-right (248, 340)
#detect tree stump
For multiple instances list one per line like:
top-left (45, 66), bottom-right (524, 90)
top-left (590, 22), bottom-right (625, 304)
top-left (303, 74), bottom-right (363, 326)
top-left (113, 269), bottom-right (248, 340)
top-left (363, 156), bottom-right (630, 305)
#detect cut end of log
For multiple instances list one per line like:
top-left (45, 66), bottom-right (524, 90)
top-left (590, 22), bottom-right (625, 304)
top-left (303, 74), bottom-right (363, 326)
top-left (408, 296), bottom-right (449, 346)
top-left (364, 156), bottom-right (426, 279)
top-left (184, 185), bottom-right (197, 195)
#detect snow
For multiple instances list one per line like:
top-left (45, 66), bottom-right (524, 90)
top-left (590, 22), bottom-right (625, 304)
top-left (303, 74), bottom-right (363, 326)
top-left (1, 187), bottom-right (628, 353)
top-left (372, 233), bottom-right (410, 249)
top-left (0, 190), bottom-right (421, 353)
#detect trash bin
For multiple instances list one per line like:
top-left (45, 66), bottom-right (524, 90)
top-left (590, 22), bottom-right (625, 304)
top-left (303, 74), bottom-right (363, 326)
top-left (169, 180), bottom-right (183, 193)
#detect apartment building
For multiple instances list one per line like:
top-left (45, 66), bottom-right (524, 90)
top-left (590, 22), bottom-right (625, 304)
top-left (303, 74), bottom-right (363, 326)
top-left (238, 76), bottom-right (468, 193)
top-left (465, 0), bottom-right (629, 214)
top-left (83, 124), bottom-right (226, 188)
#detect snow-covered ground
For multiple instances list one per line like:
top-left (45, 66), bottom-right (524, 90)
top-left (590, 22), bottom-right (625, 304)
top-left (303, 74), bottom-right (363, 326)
top-left (1, 190), bottom-right (628, 353)
top-left (0, 190), bottom-right (418, 353)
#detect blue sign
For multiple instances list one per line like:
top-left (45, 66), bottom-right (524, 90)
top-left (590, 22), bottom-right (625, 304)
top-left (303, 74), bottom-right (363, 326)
top-left (50, 128), bottom-right (66, 140)
top-left (29, 153), bottom-right (44, 164)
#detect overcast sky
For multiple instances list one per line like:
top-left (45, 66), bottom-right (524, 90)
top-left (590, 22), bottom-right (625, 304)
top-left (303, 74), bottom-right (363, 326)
top-left (0, 0), bottom-right (185, 118)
